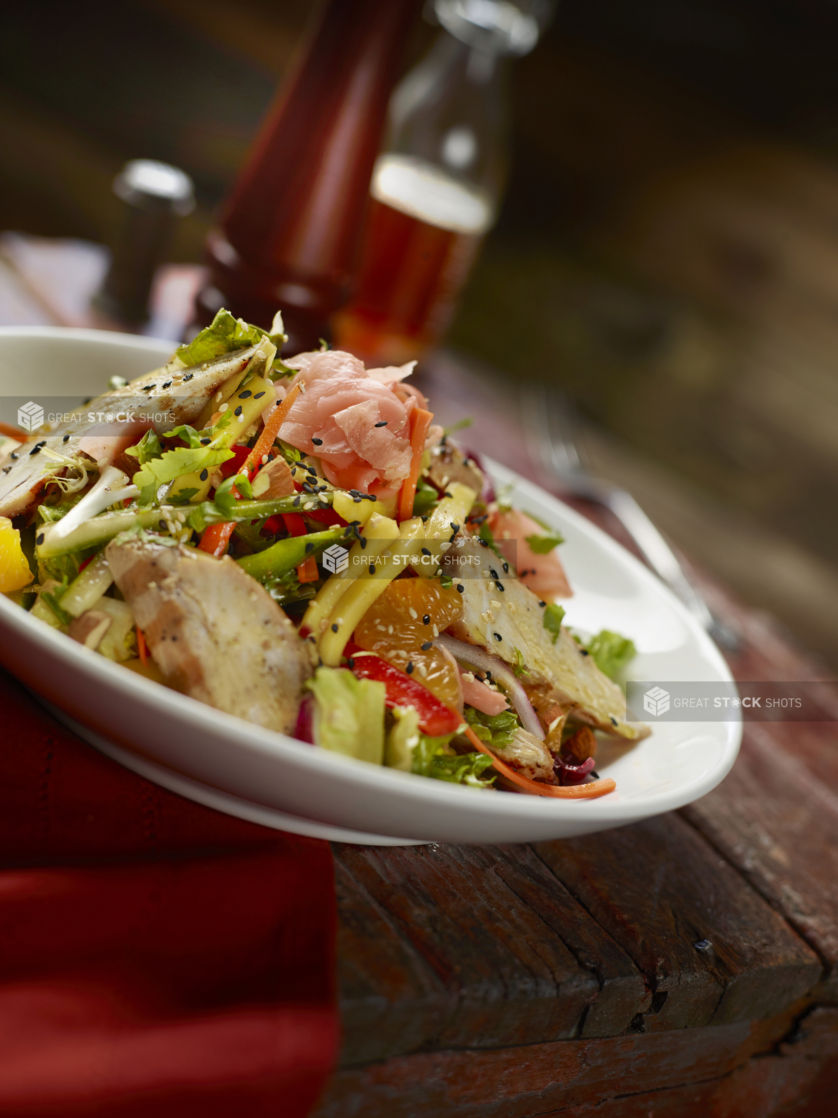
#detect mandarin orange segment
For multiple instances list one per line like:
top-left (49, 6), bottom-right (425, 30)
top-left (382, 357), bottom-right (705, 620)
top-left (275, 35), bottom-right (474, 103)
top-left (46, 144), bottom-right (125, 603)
top-left (354, 576), bottom-right (463, 651)
top-left (379, 646), bottom-right (463, 710)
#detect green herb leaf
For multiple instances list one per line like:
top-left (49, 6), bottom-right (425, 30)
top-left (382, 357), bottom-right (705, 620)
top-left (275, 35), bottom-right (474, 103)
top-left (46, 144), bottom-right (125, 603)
top-left (585, 630), bottom-right (637, 680)
top-left (542, 603), bottom-right (565, 644)
top-left (524, 528), bottom-right (565, 554)
top-left (133, 445), bottom-right (235, 506)
top-left (512, 646), bottom-right (531, 677)
top-left (412, 477), bottom-right (441, 517)
top-left (124, 429), bottom-right (162, 466)
top-left (464, 706), bottom-right (520, 750)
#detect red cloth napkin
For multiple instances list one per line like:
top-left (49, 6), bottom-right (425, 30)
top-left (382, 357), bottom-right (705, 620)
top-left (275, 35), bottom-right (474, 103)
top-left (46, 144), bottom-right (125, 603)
top-left (0, 672), bottom-right (339, 1117)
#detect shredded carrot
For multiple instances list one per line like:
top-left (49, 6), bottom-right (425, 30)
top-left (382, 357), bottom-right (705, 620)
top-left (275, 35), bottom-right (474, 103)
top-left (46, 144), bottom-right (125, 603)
top-left (199, 521), bottom-right (236, 557)
top-left (244, 381), bottom-right (303, 476)
top-left (398, 407), bottom-right (433, 522)
top-left (136, 628), bottom-right (148, 668)
top-left (460, 723), bottom-right (617, 799)
top-left (297, 555), bottom-right (320, 583)
top-left (0, 422), bottom-right (26, 441)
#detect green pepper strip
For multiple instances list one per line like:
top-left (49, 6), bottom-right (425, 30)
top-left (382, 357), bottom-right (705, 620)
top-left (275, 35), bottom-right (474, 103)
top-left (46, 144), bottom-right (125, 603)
top-left (236, 527), bottom-right (347, 582)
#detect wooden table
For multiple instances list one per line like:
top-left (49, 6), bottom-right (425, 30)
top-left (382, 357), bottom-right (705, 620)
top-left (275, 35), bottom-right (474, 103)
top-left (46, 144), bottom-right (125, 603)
top-left (311, 357), bottom-right (838, 1117)
top-left (2, 243), bottom-right (837, 1115)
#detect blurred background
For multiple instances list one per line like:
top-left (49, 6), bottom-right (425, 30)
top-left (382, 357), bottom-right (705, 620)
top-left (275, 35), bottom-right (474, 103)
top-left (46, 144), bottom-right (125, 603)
top-left (1, 0), bottom-right (838, 668)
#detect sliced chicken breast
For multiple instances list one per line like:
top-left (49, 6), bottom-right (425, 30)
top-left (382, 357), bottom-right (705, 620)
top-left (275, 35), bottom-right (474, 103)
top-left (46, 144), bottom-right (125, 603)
top-left (445, 536), bottom-right (649, 740)
top-left (107, 537), bottom-right (314, 734)
top-left (0, 346), bottom-right (259, 518)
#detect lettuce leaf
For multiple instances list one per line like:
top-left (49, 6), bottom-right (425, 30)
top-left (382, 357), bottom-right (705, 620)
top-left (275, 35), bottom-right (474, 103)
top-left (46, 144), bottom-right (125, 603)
top-left (306, 666), bottom-right (385, 765)
top-left (175, 309), bottom-right (287, 367)
top-left (585, 629), bottom-right (636, 680)
top-left (464, 706), bottom-right (519, 749)
top-left (411, 731), bottom-right (495, 786)
top-left (524, 528), bottom-right (565, 554)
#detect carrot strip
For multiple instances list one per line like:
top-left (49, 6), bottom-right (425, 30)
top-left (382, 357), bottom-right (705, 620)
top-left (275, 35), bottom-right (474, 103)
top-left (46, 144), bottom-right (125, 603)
top-left (136, 628), bottom-right (148, 668)
top-left (398, 407), bottom-right (433, 522)
top-left (0, 422), bottom-right (26, 441)
top-left (461, 724), bottom-right (617, 799)
top-left (199, 521), bottom-right (235, 557)
top-left (243, 380), bottom-right (303, 476)
top-left (297, 555), bottom-right (320, 583)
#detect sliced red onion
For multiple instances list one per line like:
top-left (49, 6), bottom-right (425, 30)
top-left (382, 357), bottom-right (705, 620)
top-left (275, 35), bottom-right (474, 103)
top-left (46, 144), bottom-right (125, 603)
top-left (555, 756), bottom-right (596, 786)
top-left (462, 448), bottom-right (495, 504)
top-left (293, 693), bottom-right (315, 745)
top-left (434, 633), bottom-right (544, 741)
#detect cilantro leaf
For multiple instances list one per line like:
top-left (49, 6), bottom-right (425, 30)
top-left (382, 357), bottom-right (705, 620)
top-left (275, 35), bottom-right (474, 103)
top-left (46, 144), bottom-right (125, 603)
top-left (124, 429), bottom-right (162, 466)
top-left (524, 528), bottom-right (565, 554)
top-left (542, 603), bottom-right (565, 644)
top-left (585, 630), bottom-right (637, 680)
top-left (133, 445), bottom-right (234, 505)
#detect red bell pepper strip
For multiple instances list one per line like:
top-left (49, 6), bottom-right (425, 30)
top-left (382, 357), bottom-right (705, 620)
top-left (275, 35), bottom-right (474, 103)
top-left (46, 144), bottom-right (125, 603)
top-left (348, 652), bottom-right (460, 737)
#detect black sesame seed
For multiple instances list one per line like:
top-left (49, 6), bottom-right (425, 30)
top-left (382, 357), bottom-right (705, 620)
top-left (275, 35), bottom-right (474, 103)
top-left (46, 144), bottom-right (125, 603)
top-left (450, 522), bottom-right (459, 533)
top-left (305, 542), bottom-right (314, 553)
top-left (200, 437), bottom-right (211, 445)
top-left (199, 469), bottom-right (208, 481)
top-left (493, 632), bottom-right (503, 641)
top-left (254, 391), bottom-right (266, 399)
top-left (489, 568), bottom-right (498, 579)
top-left (591, 770), bottom-right (600, 780)
top-left (421, 641), bottom-right (432, 651)
top-left (353, 496), bottom-right (362, 503)
top-left (29, 441), bottom-right (46, 456)
top-left (144, 384), bottom-right (156, 391)
top-left (581, 649), bottom-right (589, 656)
top-left (10, 452), bottom-right (18, 460)
top-left (538, 600), bottom-right (546, 607)
top-left (610, 716), bottom-right (618, 726)
top-left (374, 420), bottom-right (388, 427)
top-left (312, 437), bottom-right (323, 446)
top-left (159, 520), bottom-right (166, 530)
top-left (421, 547), bottom-right (431, 556)
top-left (360, 538), bottom-right (367, 549)
top-left (293, 496), bottom-right (301, 507)
top-left (62, 434), bottom-right (70, 443)
top-left (234, 405), bottom-right (243, 417)
top-left (369, 564), bottom-right (376, 574)
top-left (36, 533), bottom-right (44, 545)
top-left (183, 372), bottom-right (194, 381)
top-left (1, 466), bottom-right (10, 474)
top-left (406, 661), bottom-right (414, 674)
top-left (238, 390), bottom-right (252, 399)
top-left (162, 380), bottom-right (172, 389)
top-left (347, 657), bottom-right (355, 669)
top-left (423, 614), bottom-right (430, 625)
top-left (495, 581), bottom-right (505, 593)
top-left (456, 583), bottom-right (464, 593)
top-left (331, 623), bottom-right (339, 633)
top-left (503, 562), bottom-right (509, 573)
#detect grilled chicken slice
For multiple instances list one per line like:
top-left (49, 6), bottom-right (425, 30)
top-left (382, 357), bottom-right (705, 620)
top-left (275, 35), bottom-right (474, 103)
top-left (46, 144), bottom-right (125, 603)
top-left (0, 346), bottom-right (259, 518)
top-left (445, 537), bottom-right (648, 740)
top-left (107, 537), bottom-right (314, 734)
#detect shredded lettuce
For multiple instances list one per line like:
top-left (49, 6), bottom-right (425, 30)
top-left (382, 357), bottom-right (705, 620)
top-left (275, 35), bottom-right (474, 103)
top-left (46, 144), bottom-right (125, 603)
top-left (174, 309), bottom-right (287, 367)
top-left (585, 630), bottom-right (637, 680)
top-left (411, 730), bottom-right (495, 786)
top-left (306, 666), bottom-right (385, 765)
top-left (542, 603), bottom-right (565, 644)
top-left (524, 527), bottom-right (565, 554)
top-left (463, 706), bottom-right (519, 750)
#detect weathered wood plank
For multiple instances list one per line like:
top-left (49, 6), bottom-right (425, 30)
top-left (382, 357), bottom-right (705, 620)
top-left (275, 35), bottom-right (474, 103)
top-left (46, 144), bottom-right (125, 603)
top-left (333, 858), bottom-right (454, 1067)
top-left (334, 843), bottom-right (600, 1050)
top-left (534, 813), bottom-right (821, 1031)
top-left (311, 1006), bottom-right (802, 1118)
top-left (682, 721), bottom-right (838, 998)
top-left (485, 845), bottom-right (649, 1037)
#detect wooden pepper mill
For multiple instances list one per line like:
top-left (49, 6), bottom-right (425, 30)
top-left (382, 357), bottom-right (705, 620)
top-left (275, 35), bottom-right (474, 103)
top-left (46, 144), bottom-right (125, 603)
top-left (194, 0), bottom-right (422, 353)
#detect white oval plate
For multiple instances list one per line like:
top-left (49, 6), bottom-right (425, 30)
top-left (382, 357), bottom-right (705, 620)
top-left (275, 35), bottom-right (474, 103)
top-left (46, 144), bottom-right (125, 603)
top-left (0, 328), bottom-right (741, 845)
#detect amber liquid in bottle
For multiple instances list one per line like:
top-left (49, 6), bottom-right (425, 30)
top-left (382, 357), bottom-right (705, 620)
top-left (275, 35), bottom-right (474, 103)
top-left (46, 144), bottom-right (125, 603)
top-left (333, 154), bottom-right (494, 364)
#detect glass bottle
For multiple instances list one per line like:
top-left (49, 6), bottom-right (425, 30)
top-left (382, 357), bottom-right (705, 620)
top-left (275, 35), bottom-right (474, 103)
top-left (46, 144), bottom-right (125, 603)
top-left (333, 0), bottom-right (555, 365)
top-left (193, 0), bottom-right (422, 354)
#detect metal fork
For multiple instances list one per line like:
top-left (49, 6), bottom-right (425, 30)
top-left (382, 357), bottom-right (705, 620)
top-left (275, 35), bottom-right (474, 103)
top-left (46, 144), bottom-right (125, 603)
top-left (521, 385), bottom-right (740, 652)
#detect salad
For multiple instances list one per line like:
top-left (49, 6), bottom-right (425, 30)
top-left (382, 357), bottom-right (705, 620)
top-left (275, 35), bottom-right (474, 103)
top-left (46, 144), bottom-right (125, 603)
top-left (0, 310), bottom-right (647, 799)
